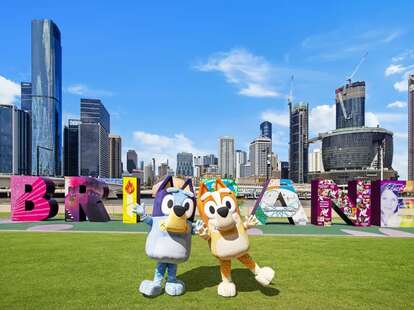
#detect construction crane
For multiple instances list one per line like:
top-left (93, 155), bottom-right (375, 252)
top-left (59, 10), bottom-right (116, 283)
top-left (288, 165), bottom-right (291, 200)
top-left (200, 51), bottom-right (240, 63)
top-left (346, 52), bottom-right (368, 84)
top-left (337, 52), bottom-right (368, 120)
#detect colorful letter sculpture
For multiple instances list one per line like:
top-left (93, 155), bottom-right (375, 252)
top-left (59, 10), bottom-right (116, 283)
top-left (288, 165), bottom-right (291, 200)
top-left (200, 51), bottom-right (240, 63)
top-left (252, 179), bottom-right (307, 225)
top-left (311, 179), bottom-right (371, 226)
top-left (371, 180), bottom-right (414, 227)
top-left (64, 177), bottom-right (110, 222)
top-left (196, 179), bottom-right (275, 297)
top-left (123, 177), bottom-right (140, 223)
top-left (10, 176), bottom-right (58, 221)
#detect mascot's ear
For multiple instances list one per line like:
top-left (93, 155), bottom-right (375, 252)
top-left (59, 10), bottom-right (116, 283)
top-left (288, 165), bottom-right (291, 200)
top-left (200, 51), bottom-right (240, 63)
top-left (198, 182), bottom-right (209, 199)
top-left (181, 178), bottom-right (194, 194)
top-left (157, 176), bottom-right (174, 193)
top-left (215, 178), bottom-right (228, 191)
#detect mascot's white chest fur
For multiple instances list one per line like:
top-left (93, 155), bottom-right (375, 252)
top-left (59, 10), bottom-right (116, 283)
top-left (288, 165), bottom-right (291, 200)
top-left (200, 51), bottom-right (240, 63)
top-left (209, 222), bottom-right (249, 259)
top-left (146, 217), bottom-right (191, 264)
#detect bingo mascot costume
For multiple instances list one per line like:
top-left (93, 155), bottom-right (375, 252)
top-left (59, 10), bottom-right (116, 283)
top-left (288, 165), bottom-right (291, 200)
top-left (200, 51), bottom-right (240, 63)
top-left (135, 176), bottom-right (196, 297)
top-left (196, 179), bottom-right (275, 297)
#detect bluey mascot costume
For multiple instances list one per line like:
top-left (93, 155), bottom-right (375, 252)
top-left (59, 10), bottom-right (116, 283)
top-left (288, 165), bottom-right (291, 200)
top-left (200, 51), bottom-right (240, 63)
top-left (134, 176), bottom-right (196, 297)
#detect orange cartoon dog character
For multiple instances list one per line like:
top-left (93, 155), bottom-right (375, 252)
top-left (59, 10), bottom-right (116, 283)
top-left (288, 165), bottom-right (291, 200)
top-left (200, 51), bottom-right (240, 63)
top-left (195, 179), bottom-right (275, 297)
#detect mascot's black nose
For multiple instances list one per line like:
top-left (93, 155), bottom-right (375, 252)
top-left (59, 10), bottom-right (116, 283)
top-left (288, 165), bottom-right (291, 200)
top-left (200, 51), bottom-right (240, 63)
top-left (173, 205), bottom-right (186, 217)
top-left (217, 207), bottom-right (229, 218)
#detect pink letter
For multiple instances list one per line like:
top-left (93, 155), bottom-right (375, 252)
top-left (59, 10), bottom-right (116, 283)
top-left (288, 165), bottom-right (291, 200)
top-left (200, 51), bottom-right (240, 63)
top-left (11, 176), bottom-right (58, 222)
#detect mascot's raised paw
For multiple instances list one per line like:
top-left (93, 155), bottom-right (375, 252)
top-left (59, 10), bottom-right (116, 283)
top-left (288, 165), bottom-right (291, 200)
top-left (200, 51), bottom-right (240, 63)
top-left (165, 280), bottom-right (185, 296)
top-left (255, 267), bottom-right (275, 286)
top-left (218, 281), bottom-right (236, 297)
top-left (139, 280), bottom-right (162, 297)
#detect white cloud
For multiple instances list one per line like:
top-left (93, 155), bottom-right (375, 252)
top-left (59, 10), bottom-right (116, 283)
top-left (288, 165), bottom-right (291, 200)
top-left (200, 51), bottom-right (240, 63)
top-left (393, 152), bottom-right (407, 180)
top-left (381, 31), bottom-right (403, 43)
top-left (392, 49), bottom-right (414, 63)
top-left (303, 28), bottom-right (402, 61)
top-left (261, 110), bottom-right (289, 127)
top-left (0, 75), bottom-right (20, 105)
top-left (386, 51), bottom-right (414, 93)
top-left (365, 112), bottom-right (380, 127)
top-left (130, 131), bottom-right (211, 172)
top-left (375, 112), bottom-right (406, 123)
top-left (393, 76), bottom-right (410, 92)
top-left (66, 83), bottom-right (114, 97)
top-left (194, 48), bottom-right (279, 98)
top-left (394, 132), bottom-right (408, 139)
top-left (393, 79), bottom-right (407, 92)
top-left (239, 84), bottom-right (279, 97)
top-left (387, 100), bottom-right (407, 108)
top-left (385, 64), bottom-right (406, 76)
top-left (309, 104), bottom-right (335, 134)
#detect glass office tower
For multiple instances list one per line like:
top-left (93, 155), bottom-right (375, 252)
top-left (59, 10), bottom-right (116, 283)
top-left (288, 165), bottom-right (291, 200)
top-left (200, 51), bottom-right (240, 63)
top-left (260, 121), bottom-right (272, 140)
top-left (63, 119), bottom-right (80, 176)
top-left (0, 105), bottom-right (31, 175)
top-left (79, 99), bottom-right (110, 178)
top-left (289, 102), bottom-right (309, 183)
top-left (31, 19), bottom-right (62, 176)
top-left (0, 106), bottom-right (13, 174)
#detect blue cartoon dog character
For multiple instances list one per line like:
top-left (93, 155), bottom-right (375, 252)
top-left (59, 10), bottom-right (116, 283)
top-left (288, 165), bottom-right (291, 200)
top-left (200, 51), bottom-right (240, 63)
top-left (134, 176), bottom-right (197, 297)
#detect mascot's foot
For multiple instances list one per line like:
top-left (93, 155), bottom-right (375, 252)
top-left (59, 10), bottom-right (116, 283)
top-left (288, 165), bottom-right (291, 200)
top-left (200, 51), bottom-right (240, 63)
top-left (139, 280), bottom-right (163, 297)
top-left (217, 281), bottom-right (236, 297)
top-left (165, 280), bottom-right (185, 296)
top-left (255, 267), bottom-right (275, 286)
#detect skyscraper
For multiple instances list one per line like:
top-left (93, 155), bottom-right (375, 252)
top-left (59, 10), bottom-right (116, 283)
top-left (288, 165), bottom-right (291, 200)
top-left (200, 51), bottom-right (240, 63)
top-left (289, 102), bottom-right (308, 183)
top-left (309, 148), bottom-right (324, 172)
top-left (281, 161), bottom-right (289, 179)
top-left (144, 164), bottom-right (154, 186)
top-left (80, 98), bottom-right (110, 132)
top-left (109, 134), bottom-right (122, 178)
top-left (20, 82), bottom-right (32, 112)
top-left (235, 150), bottom-right (247, 179)
top-left (158, 162), bottom-right (169, 178)
top-left (79, 99), bottom-right (110, 177)
top-left (260, 121), bottom-right (272, 140)
top-left (0, 104), bottom-right (31, 175)
top-left (31, 19), bottom-right (62, 176)
top-left (219, 137), bottom-right (235, 178)
top-left (63, 119), bottom-right (80, 176)
top-left (249, 136), bottom-right (272, 178)
top-left (335, 81), bottom-right (365, 129)
top-left (203, 154), bottom-right (218, 166)
top-left (176, 152), bottom-right (193, 177)
top-left (409, 75), bottom-right (414, 180)
top-left (127, 150), bottom-right (138, 173)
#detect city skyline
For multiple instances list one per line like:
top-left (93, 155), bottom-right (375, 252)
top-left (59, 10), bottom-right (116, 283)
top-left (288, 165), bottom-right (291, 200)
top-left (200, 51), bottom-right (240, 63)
top-left (0, 2), bottom-right (413, 177)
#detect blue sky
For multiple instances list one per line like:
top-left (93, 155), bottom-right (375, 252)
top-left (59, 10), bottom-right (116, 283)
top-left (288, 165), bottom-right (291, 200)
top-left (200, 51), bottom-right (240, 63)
top-left (0, 1), bottom-right (412, 178)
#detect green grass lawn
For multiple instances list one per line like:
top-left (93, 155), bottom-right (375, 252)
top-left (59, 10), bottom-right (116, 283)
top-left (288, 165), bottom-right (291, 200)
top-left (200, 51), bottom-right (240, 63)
top-left (0, 232), bottom-right (413, 309)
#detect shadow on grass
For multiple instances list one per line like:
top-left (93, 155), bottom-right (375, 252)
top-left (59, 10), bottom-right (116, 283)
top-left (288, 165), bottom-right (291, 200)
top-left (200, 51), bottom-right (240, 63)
top-left (179, 266), bottom-right (280, 296)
